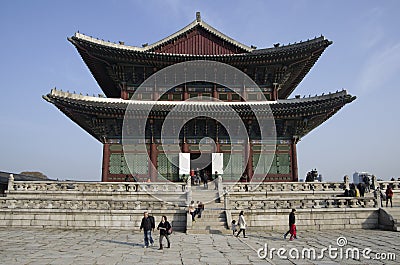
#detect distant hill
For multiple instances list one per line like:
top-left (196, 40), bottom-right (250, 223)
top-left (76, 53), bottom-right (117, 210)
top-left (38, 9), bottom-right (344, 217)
top-left (19, 171), bottom-right (49, 180)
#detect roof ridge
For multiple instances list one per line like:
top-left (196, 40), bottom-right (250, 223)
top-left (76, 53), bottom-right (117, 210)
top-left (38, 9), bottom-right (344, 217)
top-left (73, 13), bottom-right (254, 53)
top-left (141, 12), bottom-right (253, 52)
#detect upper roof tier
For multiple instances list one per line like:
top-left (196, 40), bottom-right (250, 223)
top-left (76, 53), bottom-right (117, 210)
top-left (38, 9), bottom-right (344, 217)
top-left (68, 12), bottom-right (332, 99)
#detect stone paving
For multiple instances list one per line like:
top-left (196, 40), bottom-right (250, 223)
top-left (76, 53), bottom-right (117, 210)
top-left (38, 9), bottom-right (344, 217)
top-left (0, 228), bottom-right (398, 265)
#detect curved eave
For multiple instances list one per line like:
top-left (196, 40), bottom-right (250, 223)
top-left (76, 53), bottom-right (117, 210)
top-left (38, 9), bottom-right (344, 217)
top-left (69, 34), bottom-right (331, 61)
top-left (43, 89), bottom-right (355, 141)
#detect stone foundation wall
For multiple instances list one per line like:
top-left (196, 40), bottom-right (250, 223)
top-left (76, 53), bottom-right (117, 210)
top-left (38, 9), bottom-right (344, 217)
top-left (0, 178), bottom-right (188, 231)
top-left (229, 208), bottom-right (379, 232)
top-left (0, 208), bottom-right (186, 231)
top-left (1, 177), bottom-right (397, 232)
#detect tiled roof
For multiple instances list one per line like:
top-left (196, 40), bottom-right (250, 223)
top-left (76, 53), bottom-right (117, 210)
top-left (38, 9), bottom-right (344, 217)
top-left (43, 89), bottom-right (355, 142)
top-left (72, 12), bottom-right (253, 54)
top-left (44, 89), bottom-right (354, 117)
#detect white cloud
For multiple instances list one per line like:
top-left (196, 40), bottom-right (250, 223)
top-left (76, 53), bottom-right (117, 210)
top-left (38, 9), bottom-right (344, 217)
top-left (355, 42), bottom-right (400, 95)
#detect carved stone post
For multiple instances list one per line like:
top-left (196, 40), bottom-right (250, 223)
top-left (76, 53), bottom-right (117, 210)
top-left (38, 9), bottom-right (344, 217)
top-left (223, 189), bottom-right (230, 210)
top-left (8, 174), bottom-right (14, 191)
top-left (344, 175), bottom-right (350, 190)
top-left (186, 176), bottom-right (192, 205)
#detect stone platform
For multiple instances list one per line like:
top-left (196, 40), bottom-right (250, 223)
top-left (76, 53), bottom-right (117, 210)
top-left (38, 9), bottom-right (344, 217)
top-left (1, 176), bottom-right (400, 233)
top-left (0, 228), bottom-right (398, 264)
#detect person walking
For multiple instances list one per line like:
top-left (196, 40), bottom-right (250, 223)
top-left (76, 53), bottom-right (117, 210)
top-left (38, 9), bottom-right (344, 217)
top-left (235, 211), bottom-right (247, 238)
top-left (157, 215), bottom-right (171, 250)
top-left (386, 185), bottom-right (394, 207)
top-left (284, 209), bottom-right (296, 240)
top-left (139, 211), bottom-right (155, 248)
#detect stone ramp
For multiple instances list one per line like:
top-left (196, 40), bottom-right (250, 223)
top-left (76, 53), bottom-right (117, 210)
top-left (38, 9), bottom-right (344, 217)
top-left (379, 207), bottom-right (400, 231)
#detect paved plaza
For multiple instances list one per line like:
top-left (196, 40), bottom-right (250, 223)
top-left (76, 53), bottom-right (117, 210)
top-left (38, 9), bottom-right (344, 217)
top-left (0, 228), bottom-right (398, 265)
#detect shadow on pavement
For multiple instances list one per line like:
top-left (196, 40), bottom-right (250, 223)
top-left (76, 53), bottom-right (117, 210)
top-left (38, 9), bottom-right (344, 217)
top-left (101, 239), bottom-right (143, 247)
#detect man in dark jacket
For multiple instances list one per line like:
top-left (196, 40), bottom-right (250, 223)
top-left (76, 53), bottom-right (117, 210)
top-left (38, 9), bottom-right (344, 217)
top-left (284, 209), bottom-right (296, 239)
top-left (140, 211), bottom-right (155, 248)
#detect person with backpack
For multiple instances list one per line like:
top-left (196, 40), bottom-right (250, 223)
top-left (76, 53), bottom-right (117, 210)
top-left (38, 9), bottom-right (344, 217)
top-left (157, 215), bottom-right (171, 250)
top-left (139, 211), bottom-right (155, 248)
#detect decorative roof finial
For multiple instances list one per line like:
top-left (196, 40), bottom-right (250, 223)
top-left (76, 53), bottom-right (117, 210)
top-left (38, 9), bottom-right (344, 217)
top-left (196, 12), bottom-right (201, 22)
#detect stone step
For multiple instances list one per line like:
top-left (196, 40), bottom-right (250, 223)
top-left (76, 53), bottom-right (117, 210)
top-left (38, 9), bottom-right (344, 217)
top-left (192, 224), bottom-right (227, 230)
top-left (195, 212), bottom-right (225, 218)
top-left (186, 229), bottom-right (231, 235)
top-left (193, 217), bottom-right (224, 223)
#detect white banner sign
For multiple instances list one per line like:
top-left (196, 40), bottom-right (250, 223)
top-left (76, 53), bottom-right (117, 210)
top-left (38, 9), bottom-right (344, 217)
top-left (179, 153), bottom-right (191, 175)
top-left (212, 153), bottom-right (223, 174)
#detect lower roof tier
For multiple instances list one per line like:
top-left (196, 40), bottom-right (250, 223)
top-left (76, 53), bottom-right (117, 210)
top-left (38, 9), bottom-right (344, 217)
top-left (43, 89), bottom-right (355, 143)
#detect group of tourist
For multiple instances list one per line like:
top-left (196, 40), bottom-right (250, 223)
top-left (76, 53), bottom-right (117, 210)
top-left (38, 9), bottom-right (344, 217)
top-left (231, 210), bottom-right (248, 238)
top-left (188, 200), bottom-right (205, 222)
top-left (187, 169), bottom-right (220, 190)
top-left (139, 211), bottom-right (172, 250)
top-left (342, 181), bottom-right (395, 208)
top-left (138, 180), bottom-right (395, 250)
top-left (190, 168), bottom-right (210, 187)
top-left (344, 183), bottom-right (367, 197)
top-left (376, 185), bottom-right (394, 207)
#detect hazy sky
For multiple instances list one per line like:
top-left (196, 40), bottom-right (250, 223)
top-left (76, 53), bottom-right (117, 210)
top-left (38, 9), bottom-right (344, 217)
top-left (1, 0), bottom-right (399, 181)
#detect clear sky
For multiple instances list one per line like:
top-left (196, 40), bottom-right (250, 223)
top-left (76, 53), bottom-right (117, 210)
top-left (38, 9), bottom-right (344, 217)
top-left (0, 0), bottom-right (399, 181)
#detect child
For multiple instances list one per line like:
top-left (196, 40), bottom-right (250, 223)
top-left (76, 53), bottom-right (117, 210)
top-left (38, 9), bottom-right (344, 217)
top-left (231, 220), bottom-right (237, 235)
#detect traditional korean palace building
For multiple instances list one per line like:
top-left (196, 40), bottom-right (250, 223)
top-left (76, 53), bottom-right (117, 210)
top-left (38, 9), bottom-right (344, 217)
top-left (44, 13), bottom-right (355, 183)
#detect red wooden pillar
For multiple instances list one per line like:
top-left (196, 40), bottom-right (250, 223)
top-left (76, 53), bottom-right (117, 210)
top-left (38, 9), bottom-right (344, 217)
top-left (121, 82), bottom-right (128, 100)
top-left (182, 142), bottom-right (189, 153)
top-left (291, 138), bottom-right (299, 182)
top-left (242, 69), bottom-right (247, 101)
top-left (102, 143), bottom-right (110, 182)
top-left (148, 118), bottom-right (158, 182)
top-left (272, 83), bottom-right (279, 101)
top-left (246, 140), bottom-right (253, 182)
top-left (215, 121), bottom-right (221, 152)
top-left (182, 124), bottom-right (189, 153)
top-left (121, 90), bottom-right (129, 100)
top-left (212, 84), bottom-right (217, 100)
top-left (150, 142), bottom-right (158, 182)
top-left (153, 67), bottom-right (159, 100)
top-left (183, 84), bottom-right (189, 101)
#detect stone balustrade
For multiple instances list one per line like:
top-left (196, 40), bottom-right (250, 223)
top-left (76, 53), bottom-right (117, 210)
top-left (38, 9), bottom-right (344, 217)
top-left (0, 197), bottom-right (181, 211)
top-left (227, 196), bottom-right (377, 210)
top-left (223, 181), bottom-right (346, 193)
top-left (8, 180), bottom-right (187, 194)
top-left (377, 180), bottom-right (400, 190)
top-left (0, 176), bottom-right (188, 230)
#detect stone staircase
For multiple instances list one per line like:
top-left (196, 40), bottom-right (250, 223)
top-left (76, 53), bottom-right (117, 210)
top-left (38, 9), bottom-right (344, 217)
top-left (187, 186), bottom-right (230, 234)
